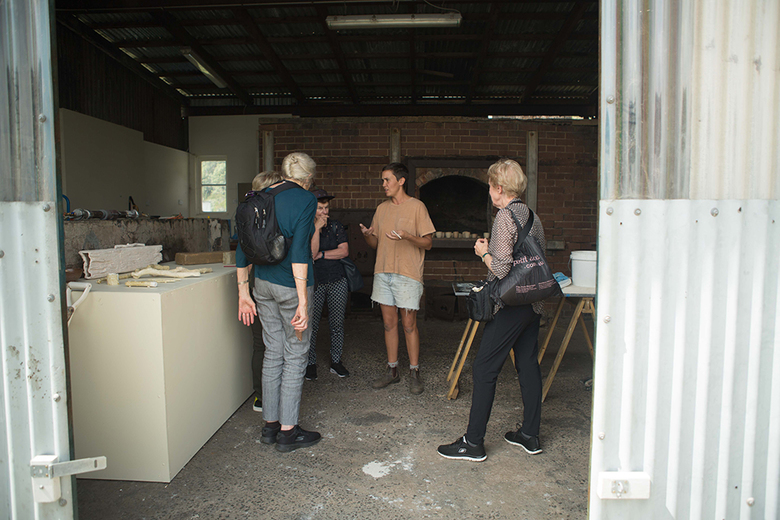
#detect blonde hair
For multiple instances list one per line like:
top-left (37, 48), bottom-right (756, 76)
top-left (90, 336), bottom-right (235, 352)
top-left (487, 158), bottom-right (527, 198)
top-left (252, 170), bottom-right (283, 191)
top-left (281, 152), bottom-right (316, 184)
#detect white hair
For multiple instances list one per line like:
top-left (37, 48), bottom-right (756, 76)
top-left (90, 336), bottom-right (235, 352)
top-left (281, 152), bottom-right (316, 184)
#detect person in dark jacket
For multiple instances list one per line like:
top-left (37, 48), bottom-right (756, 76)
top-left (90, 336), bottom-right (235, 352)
top-left (305, 189), bottom-right (350, 380)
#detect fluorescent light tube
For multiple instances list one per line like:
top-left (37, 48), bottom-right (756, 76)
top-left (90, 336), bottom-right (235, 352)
top-left (180, 47), bottom-right (228, 89)
top-left (326, 13), bottom-right (462, 30)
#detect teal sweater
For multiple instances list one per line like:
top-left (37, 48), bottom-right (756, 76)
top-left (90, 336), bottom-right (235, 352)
top-left (236, 182), bottom-right (316, 288)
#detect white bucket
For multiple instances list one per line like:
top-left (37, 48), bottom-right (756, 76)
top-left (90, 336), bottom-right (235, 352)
top-left (570, 250), bottom-right (597, 287)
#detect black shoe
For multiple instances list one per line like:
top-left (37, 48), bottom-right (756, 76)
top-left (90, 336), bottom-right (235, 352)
top-left (261, 422), bottom-right (281, 444)
top-left (275, 425), bottom-right (321, 453)
top-left (437, 436), bottom-right (487, 462)
top-left (305, 364), bottom-right (317, 381)
top-left (252, 396), bottom-right (262, 412)
top-left (330, 361), bottom-right (350, 378)
top-left (504, 428), bottom-right (542, 454)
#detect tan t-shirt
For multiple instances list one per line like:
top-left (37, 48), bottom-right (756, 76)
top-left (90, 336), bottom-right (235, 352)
top-left (370, 197), bottom-right (436, 283)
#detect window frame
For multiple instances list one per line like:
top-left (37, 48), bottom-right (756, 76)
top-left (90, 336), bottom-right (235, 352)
top-left (195, 156), bottom-right (228, 216)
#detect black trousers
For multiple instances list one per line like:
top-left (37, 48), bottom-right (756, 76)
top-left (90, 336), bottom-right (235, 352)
top-left (466, 304), bottom-right (542, 445)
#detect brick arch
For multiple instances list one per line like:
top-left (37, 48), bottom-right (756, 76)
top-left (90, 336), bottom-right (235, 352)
top-left (406, 156), bottom-right (523, 194)
top-left (415, 167), bottom-right (488, 189)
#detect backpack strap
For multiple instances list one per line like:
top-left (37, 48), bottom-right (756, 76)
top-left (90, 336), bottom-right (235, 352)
top-left (267, 180), bottom-right (301, 196)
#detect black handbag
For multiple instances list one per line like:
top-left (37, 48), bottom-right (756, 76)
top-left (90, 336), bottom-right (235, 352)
top-left (493, 207), bottom-right (562, 306)
top-left (466, 280), bottom-right (495, 322)
top-left (340, 257), bottom-right (364, 292)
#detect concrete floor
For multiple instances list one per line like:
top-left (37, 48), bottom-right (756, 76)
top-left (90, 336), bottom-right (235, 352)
top-left (76, 311), bottom-right (594, 520)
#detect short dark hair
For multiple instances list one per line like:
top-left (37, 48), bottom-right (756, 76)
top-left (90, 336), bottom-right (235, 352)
top-left (382, 162), bottom-right (409, 193)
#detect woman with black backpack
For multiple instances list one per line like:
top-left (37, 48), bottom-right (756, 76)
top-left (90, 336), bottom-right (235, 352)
top-left (236, 152), bottom-right (322, 453)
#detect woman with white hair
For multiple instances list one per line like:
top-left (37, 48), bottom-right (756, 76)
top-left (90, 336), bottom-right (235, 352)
top-left (438, 158), bottom-right (547, 462)
top-left (236, 152), bottom-right (322, 452)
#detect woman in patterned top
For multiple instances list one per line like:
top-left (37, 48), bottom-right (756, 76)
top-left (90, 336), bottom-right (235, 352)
top-left (438, 158), bottom-right (547, 462)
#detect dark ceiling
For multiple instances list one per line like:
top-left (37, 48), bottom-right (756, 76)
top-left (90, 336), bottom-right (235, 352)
top-left (55, 0), bottom-right (599, 118)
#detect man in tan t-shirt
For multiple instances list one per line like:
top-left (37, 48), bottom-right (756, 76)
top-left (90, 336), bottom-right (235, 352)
top-left (360, 163), bottom-right (435, 394)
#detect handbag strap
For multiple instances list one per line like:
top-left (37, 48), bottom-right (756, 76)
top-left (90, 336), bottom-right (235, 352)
top-left (506, 202), bottom-right (534, 255)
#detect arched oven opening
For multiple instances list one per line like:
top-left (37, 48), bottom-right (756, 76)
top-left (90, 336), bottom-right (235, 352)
top-left (419, 176), bottom-right (491, 236)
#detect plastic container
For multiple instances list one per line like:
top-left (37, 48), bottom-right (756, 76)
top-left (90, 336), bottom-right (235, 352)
top-left (570, 250), bottom-right (597, 287)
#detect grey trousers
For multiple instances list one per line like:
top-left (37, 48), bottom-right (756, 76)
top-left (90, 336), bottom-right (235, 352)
top-left (253, 278), bottom-right (313, 426)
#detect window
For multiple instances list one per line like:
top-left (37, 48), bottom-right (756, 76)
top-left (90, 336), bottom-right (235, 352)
top-left (200, 159), bottom-right (227, 213)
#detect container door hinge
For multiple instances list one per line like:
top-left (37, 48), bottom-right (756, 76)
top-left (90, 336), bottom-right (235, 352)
top-left (30, 455), bottom-right (107, 503)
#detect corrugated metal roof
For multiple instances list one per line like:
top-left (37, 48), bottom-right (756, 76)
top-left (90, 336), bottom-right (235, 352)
top-left (56, 0), bottom-right (601, 117)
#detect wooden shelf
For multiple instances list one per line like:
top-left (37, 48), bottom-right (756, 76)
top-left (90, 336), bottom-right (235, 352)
top-left (432, 238), bottom-right (479, 249)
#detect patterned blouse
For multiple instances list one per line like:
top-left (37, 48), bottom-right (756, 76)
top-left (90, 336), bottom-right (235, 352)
top-left (487, 198), bottom-right (548, 315)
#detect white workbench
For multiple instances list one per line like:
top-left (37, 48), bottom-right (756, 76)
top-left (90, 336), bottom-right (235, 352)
top-left (67, 263), bottom-right (253, 482)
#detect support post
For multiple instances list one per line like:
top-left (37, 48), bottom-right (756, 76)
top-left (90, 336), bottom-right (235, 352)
top-left (262, 131), bottom-right (274, 172)
top-left (526, 131), bottom-right (538, 212)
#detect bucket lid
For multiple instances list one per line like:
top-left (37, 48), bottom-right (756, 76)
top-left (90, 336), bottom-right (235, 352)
top-left (571, 250), bottom-right (597, 260)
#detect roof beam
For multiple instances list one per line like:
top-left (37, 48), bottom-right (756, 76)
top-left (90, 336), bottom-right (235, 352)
top-left (232, 7), bottom-right (306, 104)
top-left (187, 102), bottom-right (597, 119)
top-left (315, 5), bottom-right (359, 104)
top-left (56, 13), bottom-right (188, 105)
top-left (139, 49), bottom-right (593, 65)
top-left (112, 32), bottom-right (600, 49)
top-left (520, 1), bottom-right (590, 103)
top-left (151, 10), bottom-right (252, 106)
top-left (158, 66), bottom-right (590, 78)
top-left (58, 0), bottom-right (595, 12)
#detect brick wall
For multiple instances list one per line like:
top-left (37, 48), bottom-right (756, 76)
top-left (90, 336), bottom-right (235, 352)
top-left (261, 117), bottom-right (597, 281)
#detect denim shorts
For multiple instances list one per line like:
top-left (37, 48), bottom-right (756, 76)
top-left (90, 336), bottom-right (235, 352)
top-left (371, 272), bottom-right (424, 310)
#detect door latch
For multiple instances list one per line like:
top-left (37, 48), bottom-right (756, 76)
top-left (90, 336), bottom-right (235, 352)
top-left (30, 455), bottom-right (107, 503)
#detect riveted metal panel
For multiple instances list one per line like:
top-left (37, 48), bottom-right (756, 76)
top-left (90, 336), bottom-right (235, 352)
top-left (1, 0), bottom-right (76, 518)
top-left (590, 200), bottom-right (780, 519)
top-left (589, 0), bottom-right (780, 519)
top-left (595, 0), bottom-right (780, 518)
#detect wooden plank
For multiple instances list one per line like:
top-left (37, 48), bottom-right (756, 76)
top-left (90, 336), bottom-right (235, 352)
top-left (175, 252), bottom-right (226, 265)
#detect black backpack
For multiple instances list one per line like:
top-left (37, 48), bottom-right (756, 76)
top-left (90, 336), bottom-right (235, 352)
top-left (235, 181), bottom-right (300, 265)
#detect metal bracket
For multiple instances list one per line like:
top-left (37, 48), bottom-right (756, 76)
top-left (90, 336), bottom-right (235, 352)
top-left (30, 455), bottom-right (107, 503)
top-left (596, 471), bottom-right (651, 499)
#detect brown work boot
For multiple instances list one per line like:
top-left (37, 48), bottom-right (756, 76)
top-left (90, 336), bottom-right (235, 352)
top-left (409, 368), bottom-right (424, 395)
top-left (372, 366), bottom-right (400, 389)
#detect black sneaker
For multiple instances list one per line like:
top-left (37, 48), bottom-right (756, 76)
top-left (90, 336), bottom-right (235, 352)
top-left (261, 422), bottom-right (281, 444)
top-left (330, 361), bottom-right (350, 378)
top-left (275, 425), bottom-right (321, 453)
top-left (252, 397), bottom-right (262, 412)
top-left (437, 436), bottom-right (487, 462)
top-left (305, 364), bottom-right (317, 381)
top-left (504, 428), bottom-right (542, 454)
